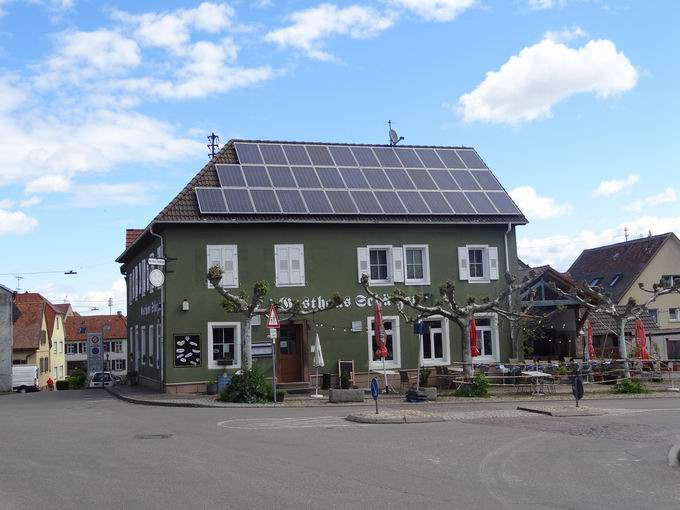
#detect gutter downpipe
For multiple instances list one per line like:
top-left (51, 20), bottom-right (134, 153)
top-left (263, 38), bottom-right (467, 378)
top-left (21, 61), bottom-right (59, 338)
top-left (149, 224), bottom-right (165, 393)
top-left (504, 223), bottom-right (517, 358)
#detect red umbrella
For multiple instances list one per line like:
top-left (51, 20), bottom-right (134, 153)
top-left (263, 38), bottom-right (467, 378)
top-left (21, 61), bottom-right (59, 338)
top-left (373, 300), bottom-right (388, 359)
top-left (587, 321), bottom-right (596, 359)
top-left (373, 300), bottom-right (389, 391)
top-left (470, 317), bottom-right (481, 357)
top-left (634, 318), bottom-right (650, 360)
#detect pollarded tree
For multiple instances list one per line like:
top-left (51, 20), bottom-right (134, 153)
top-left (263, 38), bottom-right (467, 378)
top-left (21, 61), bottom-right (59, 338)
top-left (549, 277), bottom-right (680, 377)
top-left (360, 272), bottom-right (544, 377)
top-left (207, 265), bottom-right (343, 369)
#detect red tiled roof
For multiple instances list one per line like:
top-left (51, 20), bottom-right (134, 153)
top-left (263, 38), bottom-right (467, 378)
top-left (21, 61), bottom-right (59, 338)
top-left (64, 314), bottom-right (128, 341)
top-left (126, 229), bottom-right (145, 250)
top-left (14, 292), bottom-right (64, 341)
top-left (568, 233), bottom-right (676, 303)
top-left (13, 301), bottom-right (46, 350)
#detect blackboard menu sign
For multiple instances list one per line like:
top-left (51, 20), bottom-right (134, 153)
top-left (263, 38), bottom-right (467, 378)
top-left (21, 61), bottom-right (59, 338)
top-left (174, 334), bottom-right (201, 367)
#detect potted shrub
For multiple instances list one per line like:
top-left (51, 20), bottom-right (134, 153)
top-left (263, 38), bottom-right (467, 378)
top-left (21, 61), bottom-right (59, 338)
top-left (206, 377), bottom-right (218, 395)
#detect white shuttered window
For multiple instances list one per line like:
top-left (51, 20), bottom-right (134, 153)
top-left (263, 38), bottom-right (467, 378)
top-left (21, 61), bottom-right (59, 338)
top-left (458, 245), bottom-right (499, 283)
top-left (275, 245), bottom-right (305, 287)
top-left (206, 245), bottom-right (239, 288)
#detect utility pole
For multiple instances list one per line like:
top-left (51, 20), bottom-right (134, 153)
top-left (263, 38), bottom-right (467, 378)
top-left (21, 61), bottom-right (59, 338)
top-left (15, 276), bottom-right (23, 292)
top-left (207, 132), bottom-right (220, 159)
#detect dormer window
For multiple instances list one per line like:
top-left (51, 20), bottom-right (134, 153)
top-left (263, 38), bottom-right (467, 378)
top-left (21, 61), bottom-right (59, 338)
top-left (589, 277), bottom-right (603, 287)
top-left (609, 273), bottom-right (623, 287)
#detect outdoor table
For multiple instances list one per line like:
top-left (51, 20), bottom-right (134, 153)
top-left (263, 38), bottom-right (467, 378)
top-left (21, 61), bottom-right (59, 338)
top-left (521, 371), bottom-right (553, 396)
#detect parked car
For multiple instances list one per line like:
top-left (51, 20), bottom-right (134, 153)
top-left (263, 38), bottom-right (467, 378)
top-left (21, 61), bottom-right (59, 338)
top-left (89, 372), bottom-right (114, 388)
top-left (12, 365), bottom-right (40, 393)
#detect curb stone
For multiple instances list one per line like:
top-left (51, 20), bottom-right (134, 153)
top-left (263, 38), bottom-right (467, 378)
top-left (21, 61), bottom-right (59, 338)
top-left (346, 410), bottom-right (445, 424)
top-left (517, 405), bottom-right (608, 417)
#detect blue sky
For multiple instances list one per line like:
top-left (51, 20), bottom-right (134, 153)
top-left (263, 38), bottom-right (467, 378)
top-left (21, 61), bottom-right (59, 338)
top-left (0, 0), bottom-right (678, 315)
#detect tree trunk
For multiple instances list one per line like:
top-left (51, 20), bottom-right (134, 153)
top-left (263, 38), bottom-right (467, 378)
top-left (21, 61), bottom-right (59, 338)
top-left (460, 319), bottom-right (473, 378)
top-left (243, 316), bottom-right (252, 370)
top-left (618, 318), bottom-right (630, 379)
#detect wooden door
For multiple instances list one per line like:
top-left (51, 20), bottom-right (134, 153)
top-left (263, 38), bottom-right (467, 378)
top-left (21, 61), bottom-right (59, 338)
top-left (278, 324), bottom-right (303, 383)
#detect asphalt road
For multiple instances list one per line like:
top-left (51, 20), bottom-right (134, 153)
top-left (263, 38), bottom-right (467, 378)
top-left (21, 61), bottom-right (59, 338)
top-left (1, 391), bottom-right (679, 510)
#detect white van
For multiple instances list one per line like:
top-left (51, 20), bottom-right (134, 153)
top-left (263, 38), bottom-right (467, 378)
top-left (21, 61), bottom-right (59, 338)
top-left (12, 365), bottom-right (40, 393)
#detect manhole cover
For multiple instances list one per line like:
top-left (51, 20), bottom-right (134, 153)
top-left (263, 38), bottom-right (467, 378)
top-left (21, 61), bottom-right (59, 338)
top-left (134, 434), bottom-right (173, 439)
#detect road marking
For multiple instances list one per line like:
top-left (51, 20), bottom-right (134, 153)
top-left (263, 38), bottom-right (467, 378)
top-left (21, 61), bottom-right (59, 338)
top-left (217, 416), bottom-right (364, 430)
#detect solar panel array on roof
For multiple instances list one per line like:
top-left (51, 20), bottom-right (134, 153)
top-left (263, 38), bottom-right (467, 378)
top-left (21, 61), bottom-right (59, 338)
top-left (194, 143), bottom-right (521, 216)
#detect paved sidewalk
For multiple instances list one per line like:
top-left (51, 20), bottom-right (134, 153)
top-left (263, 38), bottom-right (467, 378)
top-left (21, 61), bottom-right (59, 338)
top-left (106, 383), bottom-right (680, 409)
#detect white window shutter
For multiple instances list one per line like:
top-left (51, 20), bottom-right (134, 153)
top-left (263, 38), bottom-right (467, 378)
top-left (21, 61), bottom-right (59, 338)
top-left (357, 247), bottom-right (369, 282)
top-left (488, 247), bottom-right (499, 280)
top-left (207, 246), bottom-right (224, 288)
top-left (276, 246), bottom-right (291, 285)
top-left (392, 247), bottom-right (404, 283)
top-left (221, 246), bottom-right (238, 287)
top-left (458, 247), bottom-right (469, 281)
top-left (289, 245), bottom-right (304, 284)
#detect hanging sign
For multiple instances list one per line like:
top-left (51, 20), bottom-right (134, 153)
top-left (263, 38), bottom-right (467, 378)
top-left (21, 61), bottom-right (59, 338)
top-left (266, 303), bottom-right (280, 329)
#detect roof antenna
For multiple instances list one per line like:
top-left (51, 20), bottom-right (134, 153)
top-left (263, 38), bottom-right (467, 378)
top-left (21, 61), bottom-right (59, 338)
top-left (207, 132), bottom-right (220, 159)
top-left (388, 120), bottom-right (404, 146)
top-left (624, 227), bottom-right (629, 242)
top-left (15, 275), bottom-right (23, 292)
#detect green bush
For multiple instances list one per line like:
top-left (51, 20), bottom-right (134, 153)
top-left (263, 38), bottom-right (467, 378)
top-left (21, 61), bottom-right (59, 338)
top-left (419, 368), bottom-right (431, 388)
top-left (68, 369), bottom-right (87, 389)
top-left (454, 373), bottom-right (490, 398)
top-left (613, 379), bottom-right (649, 394)
top-left (55, 380), bottom-right (70, 390)
top-left (218, 368), bottom-right (270, 403)
top-left (339, 373), bottom-right (351, 389)
top-left (265, 385), bottom-right (287, 402)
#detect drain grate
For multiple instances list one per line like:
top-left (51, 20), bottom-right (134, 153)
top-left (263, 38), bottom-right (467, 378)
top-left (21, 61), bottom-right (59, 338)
top-left (134, 434), bottom-right (173, 439)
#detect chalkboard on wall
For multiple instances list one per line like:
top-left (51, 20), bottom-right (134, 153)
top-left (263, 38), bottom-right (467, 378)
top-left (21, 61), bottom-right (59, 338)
top-left (174, 334), bottom-right (201, 367)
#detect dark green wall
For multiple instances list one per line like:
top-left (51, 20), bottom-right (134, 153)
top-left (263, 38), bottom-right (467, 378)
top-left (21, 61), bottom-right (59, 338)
top-left (150, 222), bottom-right (518, 385)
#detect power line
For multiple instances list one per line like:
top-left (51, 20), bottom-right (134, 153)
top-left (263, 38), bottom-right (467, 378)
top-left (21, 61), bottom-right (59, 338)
top-left (0, 261), bottom-right (113, 276)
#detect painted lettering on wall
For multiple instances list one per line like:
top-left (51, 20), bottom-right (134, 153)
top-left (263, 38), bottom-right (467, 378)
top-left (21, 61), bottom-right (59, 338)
top-left (277, 294), bottom-right (406, 312)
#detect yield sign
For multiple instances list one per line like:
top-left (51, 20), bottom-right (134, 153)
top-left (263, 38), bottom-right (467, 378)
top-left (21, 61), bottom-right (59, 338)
top-left (266, 303), bottom-right (280, 329)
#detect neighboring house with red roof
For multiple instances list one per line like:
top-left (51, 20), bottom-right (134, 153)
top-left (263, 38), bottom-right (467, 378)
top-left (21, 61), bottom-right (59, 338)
top-left (569, 233), bottom-right (680, 359)
top-left (12, 300), bottom-right (53, 388)
top-left (64, 313), bottom-right (128, 377)
top-left (14, 292), bottom-right (67, 382)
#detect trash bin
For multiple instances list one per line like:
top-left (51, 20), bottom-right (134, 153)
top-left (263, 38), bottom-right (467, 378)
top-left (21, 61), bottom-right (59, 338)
top-left (322, 373), bottom-right (331, 390)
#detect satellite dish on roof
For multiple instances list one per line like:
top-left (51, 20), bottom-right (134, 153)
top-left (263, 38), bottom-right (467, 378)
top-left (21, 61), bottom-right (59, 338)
top-left (387, 120), bottom-right (404, 146)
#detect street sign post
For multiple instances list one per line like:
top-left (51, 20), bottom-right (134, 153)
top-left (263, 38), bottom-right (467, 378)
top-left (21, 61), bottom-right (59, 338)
top-left (266, 303), bottom-right (280, 329)
top-left (371, 376), bottom-right (379, 414)
top-left (87, 332), bottom-right (104, 378)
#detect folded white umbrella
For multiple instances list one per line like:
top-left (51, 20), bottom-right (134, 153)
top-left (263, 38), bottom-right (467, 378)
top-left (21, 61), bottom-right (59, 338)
top-left (311, 333), bottom-right (324, 398)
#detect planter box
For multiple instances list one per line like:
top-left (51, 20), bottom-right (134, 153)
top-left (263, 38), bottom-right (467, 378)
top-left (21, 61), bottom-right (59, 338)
top-left (421, 386), bottom-right (437, 401)
top-left (206, 384), bottom-right (218, 395)
top-left (329, 388), bottom-right (364, 403)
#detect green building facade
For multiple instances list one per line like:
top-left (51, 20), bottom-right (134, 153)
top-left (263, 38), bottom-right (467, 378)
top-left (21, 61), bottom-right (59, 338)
top-left (117, 140), bottom-right (526, 393)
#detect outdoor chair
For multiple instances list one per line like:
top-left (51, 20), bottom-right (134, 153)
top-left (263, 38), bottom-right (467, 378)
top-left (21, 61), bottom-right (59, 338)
top-left (399, 370), bottom-right (417, 392)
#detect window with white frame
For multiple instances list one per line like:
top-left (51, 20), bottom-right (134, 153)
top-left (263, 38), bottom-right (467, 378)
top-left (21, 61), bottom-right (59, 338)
top-left (66, 343), bottom-right (77, 355)
top-left (367, 316), bottom-right (400, 369)
top-left (112, 359), bottom-right (126, 371)
top-left (207, 245), bottom-right (239, 288)
top-left (77, 342), bottom-right (87, 354)
top-left (208, 322), bottom-right (241, 369)
top-left (473, 313), bottom-right (499, 362)
top-left (58, 341), bottom-right (63, 354)
top-left (357, 246), bottom-right (399, 285)
top-left (458, 245), bottom-right (499, 283)
top-left (421, 317), bottom-right (450, 366)
top-left (275, 244), bottom-right (305, 287)
top-left (404, 245), bottom-right (430, 285)
top-left (670, 308), bottom-right (680, 322)
top-left (53, 341), bottom-right (58, 354)
top-left (649, 308), bottom-right (659, 325)
top-left (662, 275), bottom-right (680, 287)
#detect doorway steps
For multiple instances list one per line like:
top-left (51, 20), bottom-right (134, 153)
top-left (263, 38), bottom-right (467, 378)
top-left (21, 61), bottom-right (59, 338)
top-left (278, 382), bottom-right (314, 395)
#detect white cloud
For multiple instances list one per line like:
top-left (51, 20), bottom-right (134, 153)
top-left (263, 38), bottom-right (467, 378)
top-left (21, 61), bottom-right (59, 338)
top-left (19, 195), bottom-right (41, 207)
top-left (0, 198), bottom-right (15, 208)
top-left (527, 0), bottom-right (564, 10)
top-left (25, 175), bottom-right (71, 193)
top-left (45, 29), bottom-right (141, 75)
top-left (509, 186), bottom-right (572, 219)
top-left (458, 38), bottom-right (638, 124)
top-left (389, 0), bottom-right (476, 22)
top-left (590, 173), bottom-right (639, 197)
top-left (0, 208), bottom-right (38, 235)
top-left (113, 2), bottom-right (234, 54)
top-left (544, 26), bottom-right (587, 43)
top-left (518, 216), bottom-right (680, 271)
top-left (70, 182), bottom-right (157, 207)
top-left (624, 187), bottom-right (677, 212)
top-left (38, 278), bottom-right (127, 316)
top-left (264, 4), bottom-right (397, 61)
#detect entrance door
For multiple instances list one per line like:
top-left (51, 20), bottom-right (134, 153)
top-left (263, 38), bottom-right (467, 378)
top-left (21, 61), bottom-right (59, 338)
top-left (278, 323), bottom-right (304, 383)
